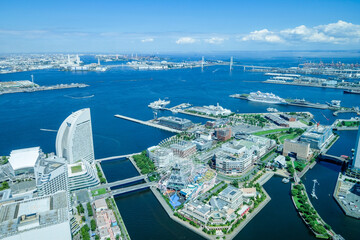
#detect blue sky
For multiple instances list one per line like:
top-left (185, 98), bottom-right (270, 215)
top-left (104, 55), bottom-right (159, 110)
top-left (0, 0), bottom-right (359, 53)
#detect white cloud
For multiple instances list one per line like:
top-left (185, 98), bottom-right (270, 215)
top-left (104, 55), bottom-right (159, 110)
top-left (176, 37), bottom-right (197, 44)
top-left (242, 21), bottom-right (360, 45)
top-left (141, 38), bottom-right (154, 42)
top-left (204, 37), bottom-right (225, 44)
top-left (242, 29), bottom-right (283, 43)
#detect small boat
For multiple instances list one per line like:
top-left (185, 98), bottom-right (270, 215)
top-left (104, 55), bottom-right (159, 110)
top-left (282, 178), bottom-right (290, 183)
top-left (267, 107), bottom-right (279, 112)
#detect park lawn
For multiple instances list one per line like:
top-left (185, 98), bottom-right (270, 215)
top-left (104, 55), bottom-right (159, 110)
top-left (278, 133), bottom-right (299, 143)
top-left (294, 161), bottom-right (307, 171)
top-left (91, 188), bottom-right (107, 196)
top-left (337, 121), bottom-right (360, 127)
top-left (253, 128), bottom-right (288, 136)
top-left (71, 165), bottom-right (83, 173)
top-left (299, 119), bottom-right (308, 125)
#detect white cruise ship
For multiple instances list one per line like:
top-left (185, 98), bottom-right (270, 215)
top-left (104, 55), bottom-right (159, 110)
top-left (148, 98), bottom-right (170, 109)
top-left (248, 91), bottom-right (286, 104)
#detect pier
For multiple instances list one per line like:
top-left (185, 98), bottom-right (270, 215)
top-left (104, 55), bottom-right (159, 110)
top-left (114, 114), bottom-right (181, 133)
top-left (230, 93), bottom-right (330, 110)
top-left (333, 107), bottom-right (360, 116)
top-left (0, 83), bottom-right (88, 95)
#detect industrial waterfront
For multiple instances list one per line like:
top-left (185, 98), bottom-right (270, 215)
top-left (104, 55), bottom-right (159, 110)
top-left (1, 55), bottom-right (360, 239)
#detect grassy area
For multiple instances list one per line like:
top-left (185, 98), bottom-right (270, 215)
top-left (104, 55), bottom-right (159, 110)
top-left (71, 165), bottom-right (83, 173)
top-left (299, 119), bottom-right (308, 125)
top-left (253, 128), bottom-right (288, 136)
top-left (337, 120), bottom-right (360, 127)
top-left (294, 160), bottom-right (307, 172)
top-left (278, 133), bottom-right (299, 143)
top-left (263, 128), bottom-right (305, 144)
top-left (133, 151), bottom-right (156, 174)
top-left (91, 188), bottom-right (107, 196)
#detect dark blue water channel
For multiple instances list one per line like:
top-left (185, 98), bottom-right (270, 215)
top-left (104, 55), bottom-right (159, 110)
top-left (1, 55), bottom-right (359, 239)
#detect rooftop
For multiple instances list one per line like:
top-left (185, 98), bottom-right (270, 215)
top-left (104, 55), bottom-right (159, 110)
top-left (9, 147), bottom-right (41, 171)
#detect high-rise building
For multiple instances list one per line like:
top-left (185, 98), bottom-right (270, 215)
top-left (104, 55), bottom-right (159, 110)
top-left (55, 108), bottom-right (99, 191)
top-left (352, 126), bottom-right (360, 170)
top-left (34, 154), bottom-right (68, 197)
top-left (56, 108), bottom-right (95, 164)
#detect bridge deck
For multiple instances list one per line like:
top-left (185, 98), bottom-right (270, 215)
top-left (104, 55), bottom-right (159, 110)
top-left (111, 182), bottom-right (155, 196)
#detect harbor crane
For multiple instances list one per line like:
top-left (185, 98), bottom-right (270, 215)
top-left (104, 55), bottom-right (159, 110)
top-left (311, 179), bottom-right (319, 199)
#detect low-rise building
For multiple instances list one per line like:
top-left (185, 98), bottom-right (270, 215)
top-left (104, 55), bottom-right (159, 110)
top-left (280, 113), bottom-right (296, 122)
top-left (67, 161), bottom-right (99, 191)
top-left (283, 139), bottom-right (312, 160)
top-left (192, 138), bottom-right (212, 151)
top-left (158, 116), bottom-right (193, 131)
top-left (274, 155), bottom-right (286, 168)
top-left (170, 141), bottom-right (197, 158)
top-left (8, 147), bottom-right (44, 176)
top-left (241, 188), bottom-right (256, 198)
top-left (0, 191), bottom-right (71, 240)
top-left (147, 146), bottom-right (173, 168)
top-left (221, 141), bottom-right (247, 155)
top-left (215, 151), bottom-right (252, 174)
top-left (215, 128), bottom-right (232, 141)
top-left (299, 125), bottom-right (333, 149)
top-left (265, 114), bottom-right (289, 127)
top-left (94, 198), bottom-right (108, 212)
top-left (96, 206), bottom-right (121, 240)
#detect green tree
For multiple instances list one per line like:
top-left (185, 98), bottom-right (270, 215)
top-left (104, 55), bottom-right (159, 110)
top-left (90, 219), bottom-right (96, 231)
top-left (231, 180), bottom-right (239, 188)
top-left (87, 202), bottom-right (93, 217)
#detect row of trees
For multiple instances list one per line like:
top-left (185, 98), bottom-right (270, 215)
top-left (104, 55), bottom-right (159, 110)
top-left (77, 203), bottom-right (85, 214)
top-left (203, 183), bottom-right (228, 203)
top-left (133, 151), bottom-right (156, 174)
top-left (292, 184), bottom-right (329, 237)
top-left (87, 202), bottom-right (93, 217)
top-left (80, 224), bottom-right (90, 240)
top-left (96, 164), bottom-right (107, 184)
top-left (174, 212), bottom-right (200, 228)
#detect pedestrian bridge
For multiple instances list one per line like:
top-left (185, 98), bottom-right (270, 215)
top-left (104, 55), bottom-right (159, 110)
top-left (111, 182), bottom-right (156, 196)
top-left (95, 153), bottom-right (141, 162)
top-left (92, 175), bottom-right (146, 191)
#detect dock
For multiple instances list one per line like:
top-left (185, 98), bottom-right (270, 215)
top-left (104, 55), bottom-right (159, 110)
top-left (333, 107), bottom-right (360, 116)
top-left (114, 114), bottom-right (181, 133)
top-left (230, 93), bottom-right (330, 110)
